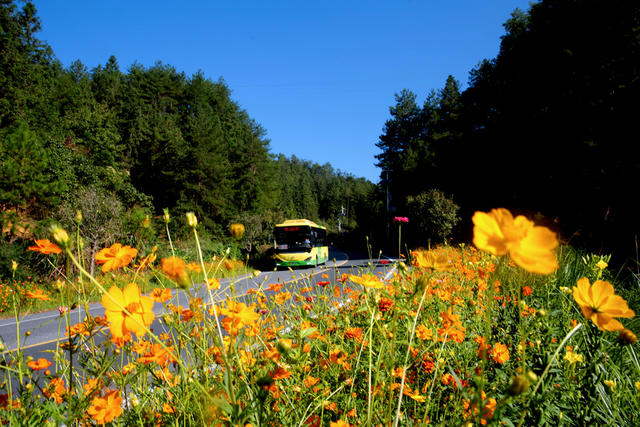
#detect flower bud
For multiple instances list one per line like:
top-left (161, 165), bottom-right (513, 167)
top-left (525, 370), bottom-right (538, 383)
top-left (618, 328), bottom-right (637, 346)
top-left (50, 224), bottom-right (69, 247)
top-left (163, 208), bottom-right (171, 224)
top-left (186, 212), bottom-right (198, 227)
top-left (75, 210), bottom-right (83, 224)
top-left (141, 215), bottom-right (150, 228)
top-left (229, 223), bottom-right (245, 238)
top-left (508, 374), bottom-right (531, 395)
top-left (130, 395), bottom-right (140, 407)
top-left (177, 271), bottom-right (191, 289)
top-left (277, 339), bottom-right (293, 354)
top-left (11, 259), bottom-right (17, 271)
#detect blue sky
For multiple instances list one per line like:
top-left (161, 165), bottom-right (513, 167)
top-left (35, 0), bottom-right (534, 182)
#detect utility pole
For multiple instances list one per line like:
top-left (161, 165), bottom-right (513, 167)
top-left (338, 204), bottom-right (345, 234)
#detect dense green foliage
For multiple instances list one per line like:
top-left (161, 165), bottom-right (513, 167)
top-left (376, 0), bottom-right (640, 260)
top-left (0, 1), bottom-right (375, 279)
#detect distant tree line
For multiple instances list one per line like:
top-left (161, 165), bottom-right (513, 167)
top-left (376, 0), bottom-right (640, 259)
top-left (0, 1), bottom-right (374, 279)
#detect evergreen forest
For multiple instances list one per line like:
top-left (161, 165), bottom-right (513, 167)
top-left (0, 1), bottom-right (376, 279)
top-left (376, 0), bottom-right (640, 263)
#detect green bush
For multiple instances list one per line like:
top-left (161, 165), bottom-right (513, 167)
top-left (407, 188), bottom-right (460, 245)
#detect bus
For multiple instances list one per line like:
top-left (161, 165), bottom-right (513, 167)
top-left (273, 219), bottom-right (328, 268)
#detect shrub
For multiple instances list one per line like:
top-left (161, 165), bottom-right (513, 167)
top-left (407, 188), bottom-right (460, 245)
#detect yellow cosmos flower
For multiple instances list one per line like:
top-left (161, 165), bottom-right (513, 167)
top-left (411, 250), bottom-right (451, 271)
top-left (572, 278), bottom-right (635, 331)
top-left (472, 208), bottom-right (558, 274)
top-left (348, 273), bottom-right (384, 289)
top-left (564, 349), bottom-right (583, 364)
top-left (102, 283), bottom-right (155, 339)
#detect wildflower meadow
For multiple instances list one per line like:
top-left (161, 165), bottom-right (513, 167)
top-left (0, 208), bottom-right (638, 426)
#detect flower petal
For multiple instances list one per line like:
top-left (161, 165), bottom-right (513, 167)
top-left (102, 287), bottom-right (123, 312)
top-left (122, 283), bottom-right (141, 305)
top-left (472, 211), bottom-right (508, 255)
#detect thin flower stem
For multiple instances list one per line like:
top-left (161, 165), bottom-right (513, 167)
top-left (191, 227), bottom-right (237, 408)
top-left (296, 384), bottom-right (346, 427)
top-left (165, 222), bottom-right (175, 257)
top-left (393, 285), bottom-right (429, 427)
top-left (367, 308), bottom-right (375, 425)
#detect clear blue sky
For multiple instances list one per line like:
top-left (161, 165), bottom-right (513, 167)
top-left (35, 0), bottom-right (534, 183)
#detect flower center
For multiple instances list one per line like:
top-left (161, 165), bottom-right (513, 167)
top-left (125, 302), bottom-right (142, 315)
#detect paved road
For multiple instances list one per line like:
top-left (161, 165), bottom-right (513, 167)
top-left (0, 249), bottom-right (396, 360)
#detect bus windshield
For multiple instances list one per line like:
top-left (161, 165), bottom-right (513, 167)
top-left (274, 226), bottom-right (313, 252)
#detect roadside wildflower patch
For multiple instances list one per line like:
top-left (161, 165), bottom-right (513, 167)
top-left (0, 210), bottom-right (638, 425)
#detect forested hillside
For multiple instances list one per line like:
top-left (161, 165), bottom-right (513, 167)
top-left (376, 0), bottom-right (640, 259)
top-left (0, 1), bottom-right (375, 279)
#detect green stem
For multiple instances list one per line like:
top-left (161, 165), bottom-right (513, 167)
top-left (393, 285), bottom-right (429, 427)
top-left (518, 322), bottom-right (583, 426)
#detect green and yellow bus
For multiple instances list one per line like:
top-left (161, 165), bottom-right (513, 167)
top-left (273, 219), bottom-right (328, 268)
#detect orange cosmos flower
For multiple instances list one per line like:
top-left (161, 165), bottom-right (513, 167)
top-left (43, 377), bottom-right (69, 404)
top-left (161, 256), bottom-right (189, 285)
top-left (267, 282), bottom-right (283, 292)
top-left (491, 343), bottom-right (510, 364)
top-left (138, 252), bottom-right (157, 269)
top-left (138, 343), bottom-right (176, 367)
top-left (219, 300), bottom-right (260, 335)
top-left (27, 358), bottom-right (51, 371)
top-left (88, 389), bottom-right (123, 425)
top-left (95, 243), bottom-right (138, 273)
top-left (415, 325), bottom-right (433, 340)
top-left (344, 327), bottom-right (363, 341)
top-left (28, 239), bottom-right (62, 255)
top-left (348, 273), bottom-right (384, 289)
top-left (83, 378), bottom-right (102, 398)
top-left (206, 278), bottom-right (221, 289)
top-left (25, 288), bottom-right (50, 301)
top-left (274, 291), bottom-right (291, 305)
top-left (101, 283), bottom-right (155, 339)
top-left (185, 262), bottom-right (202, 272)
top-left (270, 366), bottom-right (291, 380)
top-left (304, 375), bottom-right (320, 388)
top-left (378, 297), bottom-right (394, 312)
top-left (151, 288), bottom-right (172, 303)
top-left (572, 278), bottom-right (635, 331)
top-left (472, 208), bottom-right (558, 274)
